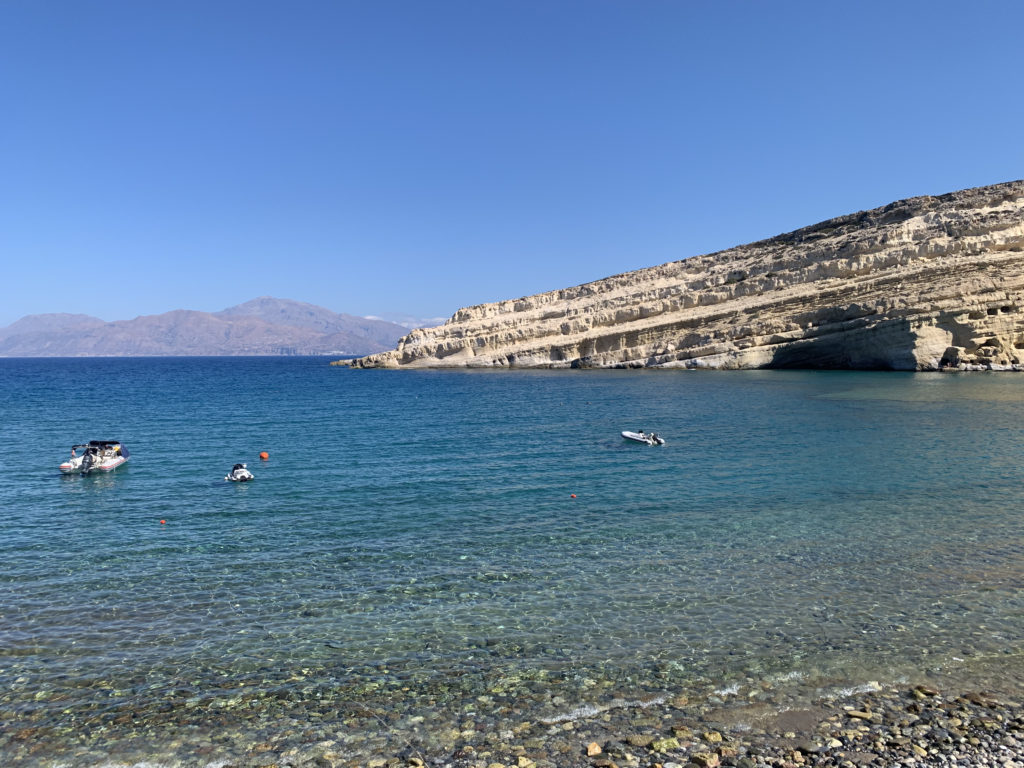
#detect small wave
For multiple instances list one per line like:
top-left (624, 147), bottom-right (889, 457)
top-left (833, 680), bottom-right (883, 698)
top-left (769, 670), bottom-right (806, 683)
top-left (540, 694), bottom-right (668, 724)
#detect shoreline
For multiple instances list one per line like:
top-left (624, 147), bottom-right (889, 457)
top-left (10, 670), bottom-right (1024, 768)
top-left (261, 680), bottom-right (1024, 768)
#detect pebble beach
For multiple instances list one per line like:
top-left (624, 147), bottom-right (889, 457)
top-left (10, 663), bottom-right (1024, 768)
top-left (203, 678), bottom-right (1024, 768)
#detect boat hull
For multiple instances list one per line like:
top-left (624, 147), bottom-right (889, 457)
top-left (60, 456), bottom-right (128, 473)
top-left (621, 431), bottom-right (665, 445)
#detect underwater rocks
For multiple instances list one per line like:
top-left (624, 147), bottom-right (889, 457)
top-left (313, 683), bottom-right (1024, 768)
top-left (346, 180), bottom-right (1024, 371)
top-left (10, 681), bottom-right (1021, 768)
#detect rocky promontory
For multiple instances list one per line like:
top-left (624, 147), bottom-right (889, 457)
top-left (346, 180), bottom-right (1024, 370)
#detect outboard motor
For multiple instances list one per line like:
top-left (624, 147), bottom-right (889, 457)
top-left (80, 450), bottom-right (96, 475)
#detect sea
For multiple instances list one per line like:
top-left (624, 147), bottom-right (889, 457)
top-left (3, 356), bottom-right (1024, 767)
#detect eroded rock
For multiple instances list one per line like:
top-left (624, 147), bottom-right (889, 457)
top-left (346, 181), bottom-right (1024, 371)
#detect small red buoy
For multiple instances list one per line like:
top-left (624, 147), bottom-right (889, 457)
top-left (570, 494), bottom-right (577, 499)
top-left (160, 519), bottom-right (166, 525)
top-left (259, 451), bottom-right (269, 460)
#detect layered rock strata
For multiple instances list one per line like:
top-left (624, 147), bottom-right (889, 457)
top-left (347, 180), bottom-right (1024, 370)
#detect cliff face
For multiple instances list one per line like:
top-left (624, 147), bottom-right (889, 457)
top-left (347, 180), bottom-right (1024, 371)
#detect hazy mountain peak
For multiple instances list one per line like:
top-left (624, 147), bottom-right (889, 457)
top-left (216, 297), bottom-right (407, 337)
top-left (218, 296), bottom-right (324, 318)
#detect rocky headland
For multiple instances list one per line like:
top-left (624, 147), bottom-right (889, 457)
top-left (346, 180), bottom-right (1024, 371)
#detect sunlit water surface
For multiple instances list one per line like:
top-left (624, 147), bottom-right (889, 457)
top-left (3, 358), bottom-right (1024, 765)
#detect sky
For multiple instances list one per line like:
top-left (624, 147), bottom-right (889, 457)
top-left (2, 0), bottom-right (1022, 328)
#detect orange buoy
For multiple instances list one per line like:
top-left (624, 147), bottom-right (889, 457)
top-left (570, 494), bottom-right (577, 498)
top-left (259, 451), bottom-right (269, 460)
top-left (160, 520), bottom-right (166, 525)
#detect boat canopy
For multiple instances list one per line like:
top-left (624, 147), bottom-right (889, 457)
top-left (77, 440), bottom-right (129, 458)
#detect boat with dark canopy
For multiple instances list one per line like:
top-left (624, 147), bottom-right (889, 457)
top-left (59, 441), bottom-right (129, 474)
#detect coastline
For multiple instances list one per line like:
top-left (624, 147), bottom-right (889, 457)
top-left (415, 680), bottom-right (1024, 768)
top-left (242, 675), bottom-right (1024, 768)
top-left (9, 662), bottom-right (1024, 767)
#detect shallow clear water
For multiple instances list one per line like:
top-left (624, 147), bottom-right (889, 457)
top-left (3, 358), bottom-right (1024, 766)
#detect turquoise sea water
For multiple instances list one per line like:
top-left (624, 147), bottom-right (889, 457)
top-left (3, 357), bottom-right (1024, 766)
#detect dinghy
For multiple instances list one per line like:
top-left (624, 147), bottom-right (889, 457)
top-left (621, 430), bottom-right (665, 446)
top-left (60, 441), bottom-right (129, 474)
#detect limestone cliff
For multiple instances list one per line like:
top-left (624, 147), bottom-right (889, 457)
top-left (346, 180), bottom-right (1024, 371)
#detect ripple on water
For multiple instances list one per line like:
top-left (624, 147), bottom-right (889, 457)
top-left (2, 362), bottom-right (1024, 765)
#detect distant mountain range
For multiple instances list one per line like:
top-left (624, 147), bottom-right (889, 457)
top-left (0, 297), bottom-right (419, 357)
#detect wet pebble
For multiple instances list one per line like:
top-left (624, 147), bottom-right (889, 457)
top-left (15, 680), bottom-right (1024, 768)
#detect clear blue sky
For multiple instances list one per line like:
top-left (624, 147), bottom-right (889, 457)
top-left (2, 0), bottom-right (1022, 327)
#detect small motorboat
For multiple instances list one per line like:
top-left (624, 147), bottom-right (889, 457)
top-left (225, 463), bottom-right (254, 482)
top-left (621, 430), bottom-right (666, 446)
top-left (60, 441), bottom-right (129, 474)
